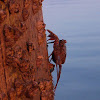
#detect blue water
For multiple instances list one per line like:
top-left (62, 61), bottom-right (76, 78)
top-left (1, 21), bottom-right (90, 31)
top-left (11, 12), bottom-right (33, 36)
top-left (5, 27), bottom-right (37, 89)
top-left (43, 0), bottom-right (100, 100)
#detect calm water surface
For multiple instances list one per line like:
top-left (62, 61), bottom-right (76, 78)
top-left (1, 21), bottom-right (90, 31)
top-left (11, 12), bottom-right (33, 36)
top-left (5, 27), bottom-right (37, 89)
top-left (43, 0), bottom-right (100, 100)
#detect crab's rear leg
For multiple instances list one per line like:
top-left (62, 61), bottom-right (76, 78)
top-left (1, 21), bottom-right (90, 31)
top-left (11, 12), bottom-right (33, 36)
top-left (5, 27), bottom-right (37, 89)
top-left (56, 63), bottom-right (59, 78)
top-left (48, 51), bottom-right (53, 58)
top-left (54, 64), bottom-right (62, 91)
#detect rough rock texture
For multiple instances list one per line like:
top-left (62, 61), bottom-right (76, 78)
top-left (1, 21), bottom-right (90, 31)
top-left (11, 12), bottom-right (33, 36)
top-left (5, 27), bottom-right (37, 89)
top-left (0, 0), bottom-right (54, 100)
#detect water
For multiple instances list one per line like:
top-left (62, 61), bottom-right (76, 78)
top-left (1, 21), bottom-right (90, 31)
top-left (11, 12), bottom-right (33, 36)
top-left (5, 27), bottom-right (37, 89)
top-left (43, 0), bottom-right (100, 100)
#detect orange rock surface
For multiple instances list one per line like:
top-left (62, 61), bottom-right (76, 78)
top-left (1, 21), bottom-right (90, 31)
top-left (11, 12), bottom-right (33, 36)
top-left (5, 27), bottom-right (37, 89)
top-left (0, 0), bottom-right (54, 99)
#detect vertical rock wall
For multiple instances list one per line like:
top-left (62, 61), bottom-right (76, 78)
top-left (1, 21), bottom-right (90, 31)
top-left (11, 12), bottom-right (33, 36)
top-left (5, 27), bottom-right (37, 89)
top-left (0, 0), bottom-right (54, 100)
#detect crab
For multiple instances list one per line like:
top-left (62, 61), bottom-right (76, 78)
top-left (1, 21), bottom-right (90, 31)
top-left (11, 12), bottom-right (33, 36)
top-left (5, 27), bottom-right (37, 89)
top-left (47, 29), bottom-right (67, 90)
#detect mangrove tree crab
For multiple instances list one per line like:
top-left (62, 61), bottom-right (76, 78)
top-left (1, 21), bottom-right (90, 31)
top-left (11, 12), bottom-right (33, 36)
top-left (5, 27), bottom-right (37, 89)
top-left (47, 29), bottom-right (67, 91)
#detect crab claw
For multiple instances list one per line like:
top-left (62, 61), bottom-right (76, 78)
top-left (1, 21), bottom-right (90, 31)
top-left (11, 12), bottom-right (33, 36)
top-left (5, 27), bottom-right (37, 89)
top-left (47, 29), bottom-right (59, 41)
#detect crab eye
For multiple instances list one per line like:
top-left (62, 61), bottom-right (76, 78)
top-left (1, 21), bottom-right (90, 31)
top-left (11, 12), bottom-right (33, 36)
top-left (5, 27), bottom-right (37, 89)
top-left (65, 40), bottom-right (67, 43)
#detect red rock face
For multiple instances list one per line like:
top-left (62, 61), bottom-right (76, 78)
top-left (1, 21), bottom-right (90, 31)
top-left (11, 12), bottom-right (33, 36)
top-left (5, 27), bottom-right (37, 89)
top-left (0, 10), bottom-right (7, 24)
top-left (32, 0), bottom-right (43, 15)
top-left (8, 0), bottom-right (20, 14)
top-left (0, 0), bottom-right (54, 100)
top-left (22, 8), bottom-right (29, 21)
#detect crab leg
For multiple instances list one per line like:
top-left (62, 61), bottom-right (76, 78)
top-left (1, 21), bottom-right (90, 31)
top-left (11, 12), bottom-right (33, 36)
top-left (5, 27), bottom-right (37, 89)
top-left (48, 51), bottom-right (54, 58)
top-left (56, 63), bottom-right (59, 78)
top-left (47, 41), bottom-right (54, 44)
top-left (54, 64), bottom-right (62, 91)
